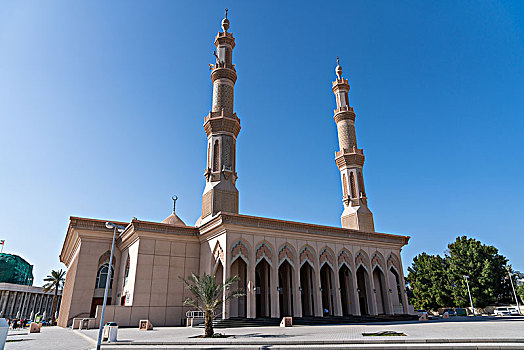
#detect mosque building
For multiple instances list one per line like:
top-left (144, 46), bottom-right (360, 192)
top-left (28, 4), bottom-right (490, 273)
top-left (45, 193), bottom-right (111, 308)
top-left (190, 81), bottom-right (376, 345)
top-left (57, 11), bottom-right (411, 328)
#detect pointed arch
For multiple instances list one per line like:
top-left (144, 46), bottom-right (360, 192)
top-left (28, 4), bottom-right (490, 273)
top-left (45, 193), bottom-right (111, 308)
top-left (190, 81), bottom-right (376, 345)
top-left (387, 253), bottom-right (401, 273)
top-left (342, 174), bottom-right (348, 198)
top-left (213, 139), bottom-right (220, 172)
top-left (349, 172), bottom-right (356, 198)
top-left (255, 241), bottom-right (274, 266)
top-left (319, 247), bottom-right (335, 269)
top-left (299, 245), bottom-right (316, 268)
top-left (212, 241), bottom-right (225, 272)
top-left (231, 240), bottom-right (250, 265)
top-left (338, 249), bottom-right (353, 270)
top-left (278, 243), bottom-right (296, 267)
top-left (355, 250), bottom-right (370, 271)
top-left (371, 251), bottom-right (386, 272)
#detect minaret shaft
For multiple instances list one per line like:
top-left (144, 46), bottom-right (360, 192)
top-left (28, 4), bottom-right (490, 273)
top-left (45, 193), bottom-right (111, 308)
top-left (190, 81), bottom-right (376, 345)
top-left (333, 60), bottom-right (374, 232)
top-left (198, 13), bottom-right (240, 225)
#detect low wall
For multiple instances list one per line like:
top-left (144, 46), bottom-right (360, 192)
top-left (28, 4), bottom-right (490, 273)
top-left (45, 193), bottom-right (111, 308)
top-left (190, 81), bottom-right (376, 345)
top-left (94, 305), bottom-right (186, 328)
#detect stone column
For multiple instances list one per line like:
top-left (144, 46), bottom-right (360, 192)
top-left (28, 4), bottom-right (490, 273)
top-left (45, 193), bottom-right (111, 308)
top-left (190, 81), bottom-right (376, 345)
top-left (368, 271), bottom-right (378, 316)
top-left (270, 262), bottom-right (279, 318)
top-left (293, 263), bottom-right (302, 317)
top-left (350, 272), bottom-right (360, 316)
top-left (0, 291), bottom-right (7, 316)
top-left (223, 253), bottom-right (231, 319)
top-left (247, 257), bottom-right (256, 319)
top-left (400, 274), bottom-right (409, 314)
top-left (314, 264), bottom-right (323, 317)
top-left (383, 270), bottom-right (394, 315)
top-left (333, 267), bottom-right (343, 316)
top-left (8, 291), bottom-right (17, 317)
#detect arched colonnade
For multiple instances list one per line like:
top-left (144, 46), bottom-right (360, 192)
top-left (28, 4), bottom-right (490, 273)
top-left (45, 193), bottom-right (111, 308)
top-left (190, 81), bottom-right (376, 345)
top-left (210, 240), bottom-right (409, 319)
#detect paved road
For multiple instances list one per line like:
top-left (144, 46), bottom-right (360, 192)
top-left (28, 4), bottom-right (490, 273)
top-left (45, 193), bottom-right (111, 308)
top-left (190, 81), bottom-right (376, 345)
top-left (5, 316), bottom-right (524, 349)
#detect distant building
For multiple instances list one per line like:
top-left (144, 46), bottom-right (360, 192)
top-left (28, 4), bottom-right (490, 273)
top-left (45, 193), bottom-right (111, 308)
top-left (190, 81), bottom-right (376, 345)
top-left (0, 253), bottom-right (34, 286)
top-left (0, 283), bottom-right (61, 320)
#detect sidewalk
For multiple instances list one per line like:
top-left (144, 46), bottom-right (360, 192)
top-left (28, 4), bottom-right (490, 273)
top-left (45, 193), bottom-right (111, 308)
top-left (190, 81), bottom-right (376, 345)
top-left (81, 316), bottom-right (524, 348)
top-left (5, 316), bottom-right (524, 349)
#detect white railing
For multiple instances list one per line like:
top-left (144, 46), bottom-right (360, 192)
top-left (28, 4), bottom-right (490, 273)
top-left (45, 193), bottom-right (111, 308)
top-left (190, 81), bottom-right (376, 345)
top-left (186, 310), bottom-right (205, 319)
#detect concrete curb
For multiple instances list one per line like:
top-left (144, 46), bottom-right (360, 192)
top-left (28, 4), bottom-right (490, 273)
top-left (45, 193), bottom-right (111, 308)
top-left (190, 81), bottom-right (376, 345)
top-left (100, 338), bottom-right (524, 346)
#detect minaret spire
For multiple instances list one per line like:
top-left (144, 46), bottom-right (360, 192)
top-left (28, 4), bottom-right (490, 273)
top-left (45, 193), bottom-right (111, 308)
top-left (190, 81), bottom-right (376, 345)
top-left (332, 57), bottom-right (374, 232)
top-left (198, 11), bottom-right (241, 225)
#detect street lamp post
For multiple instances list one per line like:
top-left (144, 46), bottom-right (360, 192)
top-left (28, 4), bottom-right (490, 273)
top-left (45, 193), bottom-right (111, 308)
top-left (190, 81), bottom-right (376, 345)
top-left (507, 267), bottom-right (521, 315)
top-left (95, 222), bottom-right (126, 350)
top-left (463, 275), bottom-right (475, 316)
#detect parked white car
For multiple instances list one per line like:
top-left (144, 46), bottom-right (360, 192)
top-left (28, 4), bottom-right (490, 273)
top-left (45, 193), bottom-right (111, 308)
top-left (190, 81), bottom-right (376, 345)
top-left (508, 307), bottom-right (520, 316)
top-left (494, 307), bottom-right (511, 316)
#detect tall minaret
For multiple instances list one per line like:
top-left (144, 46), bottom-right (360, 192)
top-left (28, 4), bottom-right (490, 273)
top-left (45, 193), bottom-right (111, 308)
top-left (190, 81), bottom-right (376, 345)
top-left (332, 58), bottom-right (375, 232)
top-left (198, 10), bottom-right (241, 225)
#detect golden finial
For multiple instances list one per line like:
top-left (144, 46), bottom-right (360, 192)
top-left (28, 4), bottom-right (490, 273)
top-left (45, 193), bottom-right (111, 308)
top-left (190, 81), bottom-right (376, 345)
top-left (336, 56), bottom-right (343, 79)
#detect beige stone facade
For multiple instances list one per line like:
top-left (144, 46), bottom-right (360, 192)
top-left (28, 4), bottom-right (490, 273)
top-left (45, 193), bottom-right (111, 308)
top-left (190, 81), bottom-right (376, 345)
top-left (57, 12), bottom-right (411, 328)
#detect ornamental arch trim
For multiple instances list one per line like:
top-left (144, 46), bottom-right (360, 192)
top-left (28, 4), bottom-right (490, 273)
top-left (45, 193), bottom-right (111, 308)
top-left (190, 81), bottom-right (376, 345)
top-left (338, 249), bottom-right (353, 270)
top-left (277, 243), bottom-right (296, 267)
top-left (371, 251), bottom-right (386, 272)
top-left (387, 253), bottom-right (401, 273)
top-left (231, 240), bottom-right (250, 265)
top-left (255, 241), bottom-right (273, 266)
top-left (355, 250), bottom-right (370, 271)
top-left (98, 250), bottom-right (116, 267)
top-left (319, 247), bottom-right (335, 269)
top-left (299, 245), bottom-right (316, 268)
top-left (212, 241), bottom-right (225, 271)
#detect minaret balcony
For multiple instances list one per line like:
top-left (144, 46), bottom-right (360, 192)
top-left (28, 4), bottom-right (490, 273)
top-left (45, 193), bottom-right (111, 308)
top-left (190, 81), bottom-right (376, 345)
top-left (203, 110), bottom-right (241, 137)
top-left (332, 78), bottom-right (349, 87)
top-left (335, 149), bottom-right (365, 168)
top-left (335, 147), bottom-right (364, 157)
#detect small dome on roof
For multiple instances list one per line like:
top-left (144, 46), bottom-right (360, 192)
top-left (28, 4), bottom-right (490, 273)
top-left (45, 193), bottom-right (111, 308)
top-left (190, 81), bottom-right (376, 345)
top-left (161, 194), bottom-right (186, 226)
top-left (162, 213), bottom-right (186, 227)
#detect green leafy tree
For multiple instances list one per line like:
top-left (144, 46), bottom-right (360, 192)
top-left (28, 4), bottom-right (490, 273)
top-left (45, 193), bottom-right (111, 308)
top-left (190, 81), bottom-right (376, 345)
top-left (407, 253), bottom-right (451, 310)
top-left (182, 273), bottom-right (244, 338)
top-left (517, 283), bottom-right (524, 304)
top-left (43, 269), bottom-right (66, 325)
top-left (446, 236), bottom-right (508, 308)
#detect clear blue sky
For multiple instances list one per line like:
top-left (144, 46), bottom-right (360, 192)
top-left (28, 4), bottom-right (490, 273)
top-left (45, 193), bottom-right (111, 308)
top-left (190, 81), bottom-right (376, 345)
top-left (1, 1), bottom-right (523, 285)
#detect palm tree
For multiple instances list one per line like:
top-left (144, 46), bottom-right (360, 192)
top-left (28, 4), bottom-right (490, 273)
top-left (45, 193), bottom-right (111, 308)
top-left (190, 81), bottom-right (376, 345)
top-left (43, 269), bottom-right (66, 325)
top-left (182, 273), bottom-right (244, 337)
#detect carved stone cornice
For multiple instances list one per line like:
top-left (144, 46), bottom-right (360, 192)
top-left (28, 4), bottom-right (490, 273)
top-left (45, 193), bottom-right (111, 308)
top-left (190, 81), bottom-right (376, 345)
top-left (203, 111), bottom-right (241, 137)
top-left (201, 213), bottom-right (410, 246)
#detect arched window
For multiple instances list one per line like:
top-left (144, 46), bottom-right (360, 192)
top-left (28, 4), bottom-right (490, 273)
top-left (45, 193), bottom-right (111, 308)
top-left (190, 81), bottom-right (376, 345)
top-left (349, 172), bottom-right (356, 198)
top-left (358, 171), bottom-right (366, 197)
top-left (342, 174), bottom-right (348, 198)
top-left (213, 140), bottom-right (220, 172)
top-left (123, 256), bottom-right (130, 287)
top-left (207, 142), bottom-right (211, 168)
top-left (95, 264), bottom-right (114, 289)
